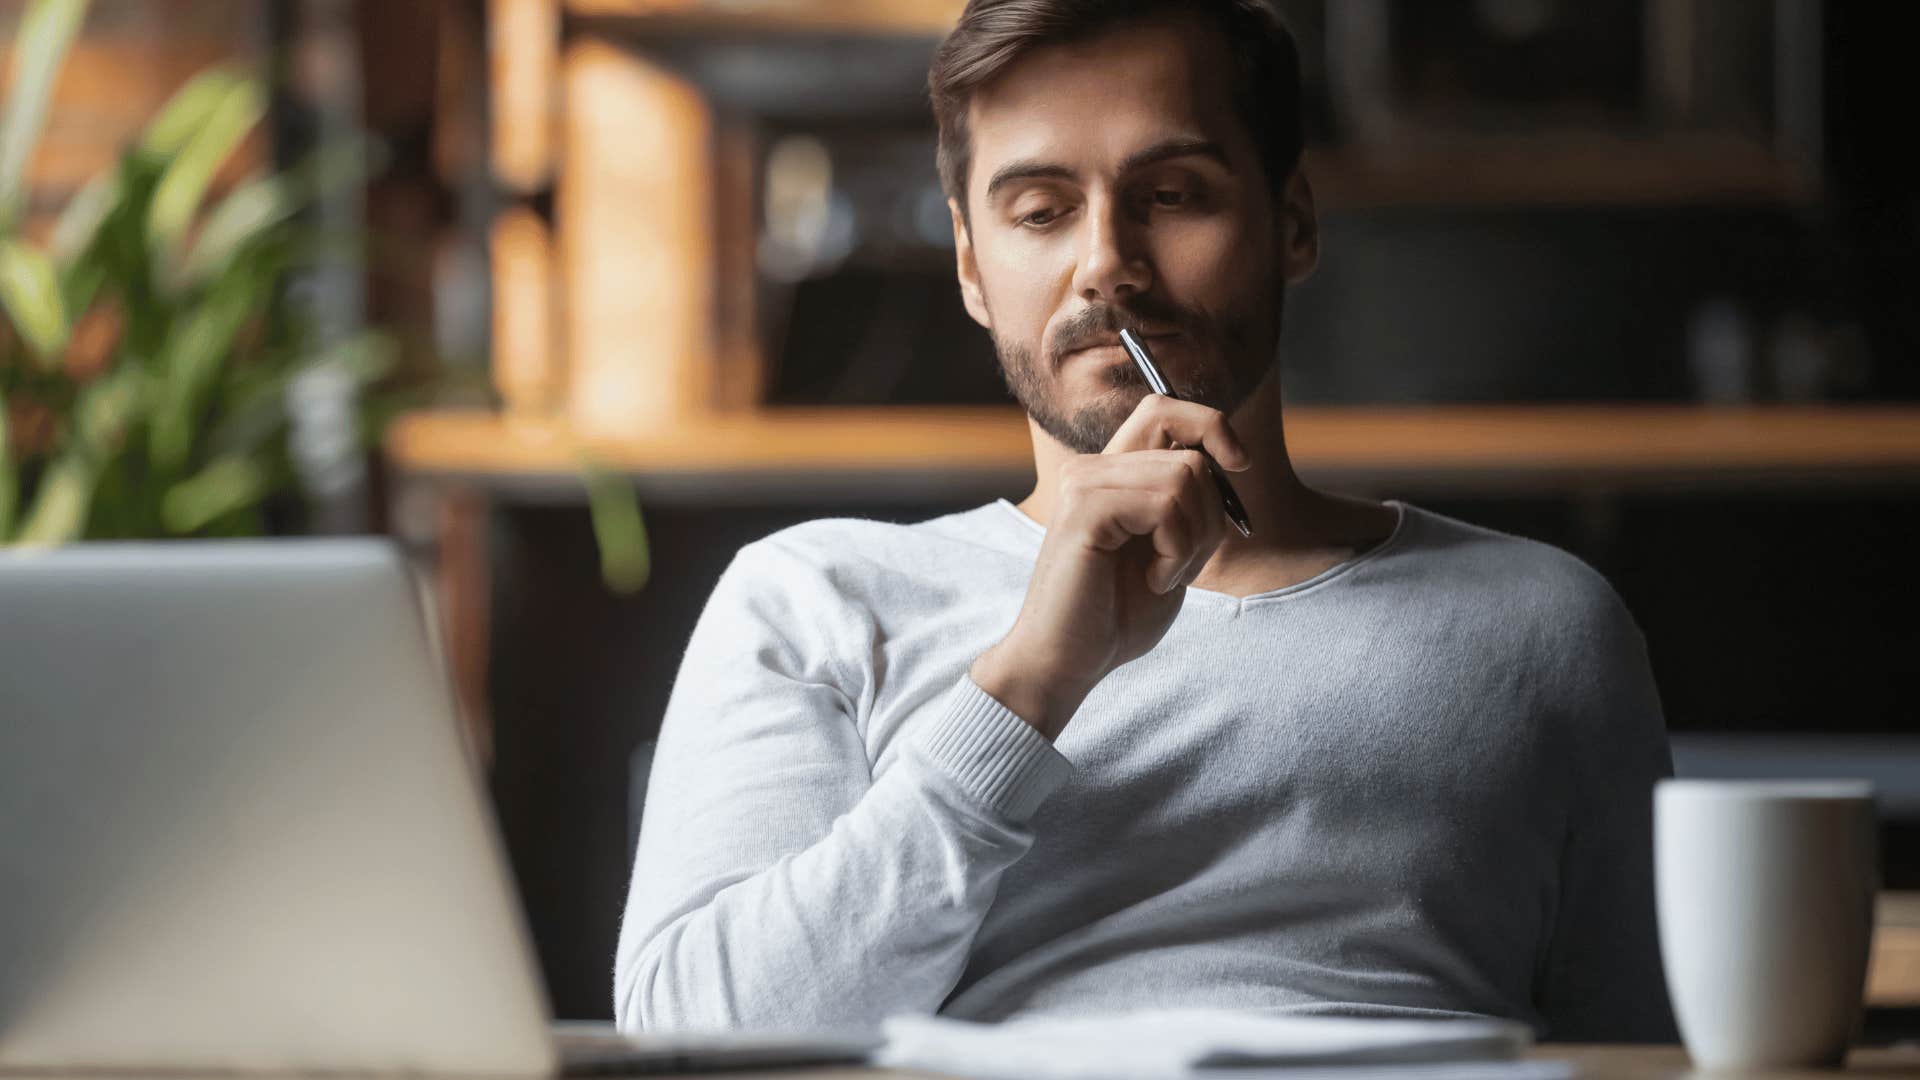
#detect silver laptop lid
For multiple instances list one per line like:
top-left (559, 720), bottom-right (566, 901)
top-left (0, 540), bottom-right (557, 1074)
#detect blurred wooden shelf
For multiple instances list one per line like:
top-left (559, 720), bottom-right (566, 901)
top-left (564, 0), bottom-right (962, 35)
top-left (385, 404), bottom-right (1920, 501)
top-left (1306, 135), bottom-right (1815, 209)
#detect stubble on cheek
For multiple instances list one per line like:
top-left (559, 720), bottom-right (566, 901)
top-left (990, 326), bottom-right (1150, 456)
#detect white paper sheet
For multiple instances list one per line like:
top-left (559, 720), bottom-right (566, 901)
top-left (875, 1009), bottom-right (1570, 1080)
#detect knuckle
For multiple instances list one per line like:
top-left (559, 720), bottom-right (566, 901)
top-left (1156, 458), bottom-right (1190, 492)
top-left (1164, 495), bottom-right (1193, 534)
top-left (1060, 457), bottom-right (1091, 490)
top-left (1058, 473), bottom-right (1092, 515)
top-left (1152, 491), bottom-right (1188, 535)
top-left (1175, 449), bottom-right (1208, 485)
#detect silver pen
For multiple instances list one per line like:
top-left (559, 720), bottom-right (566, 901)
top-left (1118, 328), bottom-right (1253, 538)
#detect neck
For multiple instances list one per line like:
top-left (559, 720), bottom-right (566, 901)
top-left (1015, 368), bottom-right (1326, 555)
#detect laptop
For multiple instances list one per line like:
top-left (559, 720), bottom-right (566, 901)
top-left (0, 539), bottom-right (878, 1074)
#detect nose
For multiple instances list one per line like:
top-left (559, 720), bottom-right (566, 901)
top-left (1071, 193), bottom-right (1152, 304)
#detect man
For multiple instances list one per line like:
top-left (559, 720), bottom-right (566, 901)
top-left (615, 0), bottom-right (1677, 1043)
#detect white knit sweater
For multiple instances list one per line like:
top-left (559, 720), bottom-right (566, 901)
top-left (614, 498), bottom-right (1677, 1043)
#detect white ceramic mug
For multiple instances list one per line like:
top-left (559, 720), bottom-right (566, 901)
top-left (1654, 779), bottom-right (1878, 1069)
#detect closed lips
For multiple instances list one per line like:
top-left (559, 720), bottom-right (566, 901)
top-left (1065, 332), bottom-right (1176, 355)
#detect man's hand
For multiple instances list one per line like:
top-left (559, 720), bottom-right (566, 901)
top-left (971, 394), bottom-right (1251, 740)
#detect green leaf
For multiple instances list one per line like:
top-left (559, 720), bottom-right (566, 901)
top-left (147, 74), bottom-right (266, 286)
top-left (0, 381), bottom-right (15, 538)
top-left (161, 455), bottom-right (265, 534)
top-left (72, 366), bottom-right (146, 451)
top-left (178, 173), bottom-right (298, 286)
top-left (148, 265), bottom-right (259, 475)
top-left (581, 460), bottom-right (650, 594)
top-left (12, 451), bottom-right (93, 545)
top-left (138, 68), bottom-right (243, 159)
top-left (0, 239), bottom-right (69, 363)
top-left (10, 368), bottom-right (150, 545)
top-left (57, 249), bottom-right (107, 321)
top-left (179, 134), bottom-right (378, 288)
top-left (307, 328), bottom-right (398, 386)
top-left (49, 168), bottom-right (122, 265)
top-left (0, 0), bottom-right (90, 230)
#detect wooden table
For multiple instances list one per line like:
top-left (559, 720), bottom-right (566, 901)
top-left (1532, 1043), bottom-right (1920, 1077)
top-left (617, 1043), bottom-right (1920, 1077)
top-left (5, 1043), bottom-right (1917, 1078)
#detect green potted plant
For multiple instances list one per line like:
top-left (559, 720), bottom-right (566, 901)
top-left (0, 0), bottom-right (649, 589)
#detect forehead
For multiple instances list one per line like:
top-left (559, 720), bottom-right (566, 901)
top-left (963, 14), bottom-right (1244, 200)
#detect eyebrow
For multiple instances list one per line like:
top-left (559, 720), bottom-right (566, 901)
top-left (982, 137), bottom-right (1232, 204)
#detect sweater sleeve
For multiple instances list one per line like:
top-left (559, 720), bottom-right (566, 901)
top-left (1533, 585), bottom-right (1681, 1043)
top-left (613, 539), bottom-right (1073, 1033)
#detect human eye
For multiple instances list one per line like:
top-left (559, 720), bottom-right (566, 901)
top-left (1142, 178), bottom-right (1210, 213)
top-left (1132, 170), bottom-right (1211, 216)
top-left (1014, 202), bottom-right (1068, 230)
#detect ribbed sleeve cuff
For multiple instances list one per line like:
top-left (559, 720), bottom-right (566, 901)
top-left (908, 674), bottom-right (1075, 822)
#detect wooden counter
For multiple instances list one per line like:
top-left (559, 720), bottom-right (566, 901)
top-left (385, 404), bottom-right (1920, 501)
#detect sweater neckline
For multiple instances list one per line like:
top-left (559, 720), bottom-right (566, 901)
top-left (986, 496), bottom-right (1413, 609)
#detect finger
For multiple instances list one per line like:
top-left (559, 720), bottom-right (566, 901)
top-left (1072, 448), bottom-right (1214, 496)
top-left (1077, 449), bottom-right (1226, 583)
top-left (1066, 484), bottom-right (1197, 593)
top-left (1156, 451), bottom-right (1227, 590)
top-left (1102, 394), bottom-right (1252, 471)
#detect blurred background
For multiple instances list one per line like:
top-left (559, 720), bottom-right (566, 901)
top-left (2, 0), bottom-right (1916, 1027)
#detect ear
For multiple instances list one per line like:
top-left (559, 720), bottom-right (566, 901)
top-left (1277, 169), bottom-right (1319, 287)
top-left (950, 198), bottom-right (992, 330)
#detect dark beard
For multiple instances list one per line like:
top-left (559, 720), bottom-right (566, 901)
top-left (991, 283), bottom-right (1283, 455)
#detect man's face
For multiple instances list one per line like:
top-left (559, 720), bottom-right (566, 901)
top-left (951, 13), bottom-right (1315, 454)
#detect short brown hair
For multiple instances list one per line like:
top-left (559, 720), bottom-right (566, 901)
top-left (928, 0), bottom-right (1304, 220)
